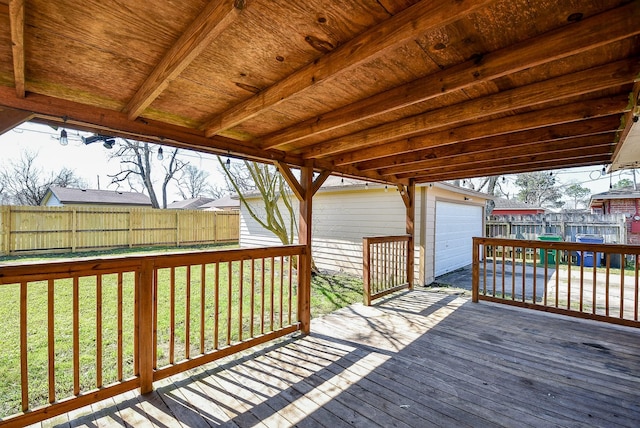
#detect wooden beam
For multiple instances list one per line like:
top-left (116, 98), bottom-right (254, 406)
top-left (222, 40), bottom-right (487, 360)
top-left (312, 170), bottom-right (331, 196)
top-left (403, 181), bottom-right (415, 289)
top-left (333, 95), bottom-right (630, 166)
top-left (357, 116), bottom-right (620, 172)
top-left (124, 0), bottom-right (243, 119)
top-left (275, 161), bottom-right (305, 201)
top-left (301, 59), bottom-right (638, 159)
top-left (201, 0), bottom-right (493, 136)
top-left (611, 81), bottom-right (640, 164)
top-left (9, 0), bottom-right (25, 98)
top-left (0, 108), bottom-right (33, 135)
top-left (407, 156), bottom-right (611, 183)
top-left (395, 144), bottom-right (614, 180)
top-left (260, 1), bottom-right (640, 150)
top-left (0, 86), bottom-right (302, 166)
top-left (378, 133), bottom-right (616, 176)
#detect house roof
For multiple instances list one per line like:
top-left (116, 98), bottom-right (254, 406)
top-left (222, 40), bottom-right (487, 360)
top-left (199, 195), bottom-right (240, 209)
top-left (591, 187), bottom-right (640, 200)
top-left (166, 197), bottom-right (214, 210)
top-left (44, 186), bottom-right (152, 206)
top-left (493, 198), bottom-right (545, 211)
top-left (0, 1), bottom-right (638, 185)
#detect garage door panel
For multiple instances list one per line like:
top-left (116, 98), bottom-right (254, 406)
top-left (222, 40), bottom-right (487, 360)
top-left (435, 202), bottom-right (482, 277)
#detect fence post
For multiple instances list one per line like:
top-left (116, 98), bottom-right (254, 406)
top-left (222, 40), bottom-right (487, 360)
top-left (138, 259), bottom-right (154, 394)
top-left (71, 208), bottom-right (77, 253)
top-left (363, 238), bottom-right (371, 306)
top-left (472, 238), bottom-right (480, 303)
top-left (1, 205), bottom-right (10, 255)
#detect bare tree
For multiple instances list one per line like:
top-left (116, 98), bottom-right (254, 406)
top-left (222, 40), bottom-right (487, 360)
top-left (178, 164), bottom-right (224, 199)
top-left (108, 139), bottom-right (187, 208)
top-left (0, 150), bottom-right (86, 205)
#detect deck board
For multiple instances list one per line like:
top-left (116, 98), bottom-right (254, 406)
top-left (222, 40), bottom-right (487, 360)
top-left (44, 290), bottom-right (640, 427)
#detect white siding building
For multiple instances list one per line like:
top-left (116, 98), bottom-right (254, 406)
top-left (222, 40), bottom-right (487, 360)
top-left (240, 180), bottom-right (489, 285)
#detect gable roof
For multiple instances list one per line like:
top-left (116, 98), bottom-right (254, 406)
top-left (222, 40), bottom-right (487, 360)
top-left (43, 186), bottom-right (152, 206)
top-left (590, 187), bottom-right (640, 201)
top-left (166, 197), bottom-right (214, 210)
top-left (199, 195), bottom-right (240, 210)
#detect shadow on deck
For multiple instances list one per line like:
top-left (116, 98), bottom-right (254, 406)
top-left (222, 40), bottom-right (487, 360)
top-left (37, 290), bottom-right (640, 427)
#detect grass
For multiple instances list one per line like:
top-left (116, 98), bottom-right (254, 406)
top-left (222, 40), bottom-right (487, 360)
top-left (0, 250), bottom-right (364, 419)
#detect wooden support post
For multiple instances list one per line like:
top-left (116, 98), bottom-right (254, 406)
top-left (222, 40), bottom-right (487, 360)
top-left (472, 238), bottom-right (480, 302)
top-left (363, 237), bottom-right (371, 306)
top-left (298, 161), bottom-right (313, 334)
top-left (398, 181), bottom-right (415, 289)
top-left (138, 260), bottom-right (154, 394)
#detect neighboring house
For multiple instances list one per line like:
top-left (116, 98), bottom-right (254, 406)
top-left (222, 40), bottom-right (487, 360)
top-left (590, 187), bottom-right (640, 244)
top-left (166, 197), bottom-right (214, 210)
top-left (200, 195), bottom-right (240, 211)
top-left (41, 186), bottom-right (152, 208)
top-left (239, 178), bottom-right (490, 285)
top-left (491, 198), bottom-right (546, 216)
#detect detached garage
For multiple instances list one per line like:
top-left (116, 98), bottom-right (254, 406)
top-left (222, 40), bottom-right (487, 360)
top-left (240, 179), bottom-right (489, 285)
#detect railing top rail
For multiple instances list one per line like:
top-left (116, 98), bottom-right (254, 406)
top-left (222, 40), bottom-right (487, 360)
top-left (363, 235), bottom-right (411, 244)
top-left (0, 245), bottom-right (306, 284)
top-left (474, 237), bottom-right (640, 254)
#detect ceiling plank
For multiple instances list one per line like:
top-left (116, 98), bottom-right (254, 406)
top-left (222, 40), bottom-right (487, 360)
top-left (260, 1), bottom-right (640, 150)
top-left (123, 0), bottom-right (244, 119)
top-left (0, 108), bottom-right (33, 135)
top-left (0, 86), bottom-right (302, 165)
top-left (384, 134), bottom-right (614, 177)
top-left (332, 95), bottom-right (630, 166)
top-left (406, 156), bottom-right (611, 183)
top-left (358, 116), bottom-right (621, 172)
top-left (201, 0), bottom-right (494, 137)
top-left (9, 0), bottom-right (25, 98)
top-left (301, 59), bottom-right (638, 159)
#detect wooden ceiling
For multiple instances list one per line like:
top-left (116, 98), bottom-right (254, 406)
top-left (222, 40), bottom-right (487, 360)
top-left (0, 0), bottom-right (639, 185)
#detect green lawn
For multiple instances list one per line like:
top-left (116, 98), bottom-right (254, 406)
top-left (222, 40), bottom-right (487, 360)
top-left (0, 249), bottom-right (363, 418)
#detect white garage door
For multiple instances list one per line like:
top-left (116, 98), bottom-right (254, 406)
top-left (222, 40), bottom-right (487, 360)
top-left (435, 201), bottom-right (483, 277)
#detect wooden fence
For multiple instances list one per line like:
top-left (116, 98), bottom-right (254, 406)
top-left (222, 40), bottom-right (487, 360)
top-left (486, 213), bottom-right (626, 244)
top-left (0, 206), bottom-right (239, 255)
top-left (0, 245), bottom-right (305, 426)
top-left (363, 235), bottom-right (411, 305)
top-left (472, 237), bottom-right (640, 328)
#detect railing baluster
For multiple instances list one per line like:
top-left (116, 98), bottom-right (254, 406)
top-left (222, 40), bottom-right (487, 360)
top-left (251, 258), bottom-right (255, 338)
top-left (20, 281), bottom-right (28, 411)
top-left (288, 256), bottom-right (293, 325)
top-left (567, 253), bottom-right (572, 310)
top-left (47, 279), bottom-right (55, 403)
top-left (579, 255), bottom-right (584, 313)
top-left (118, 272), bottom-right (124, 380)
top-left (227, 261), bottom-right (232, 346)
top-left (185, 265), bottom-right (191, 359)
top-left (522, 246), bottom-right (526, 303)
top-left (482, 244), bottom-right (487, 296)
top-left (279, 256), bottom-right (284, 329)
top-left (200, 264), bottom-right (205, 354)
top-left (214, 262), bottom-right (219, 349)
top-left (532, 248), bottom-right (537, 305)
top-left (96, 275), bottom-right (103, 388)
top-left (592, 261), bottom-right (597, 315)
top-left (620, 254), bottom-right (625, 319)
top-left (554, 251), bottom-right (559, 308)
top-left (270, 256), bottom-right (275, 332)
top-left (239, 259), bottom-right (244, 342)
top-left (73, 276), bottom-right (80, 396)
top-left (261, 258), bottom-right (265, 335)
top-left (169, 267), bottom-right (175, 364)
top-left (605, 254), bottom-right (610, 317)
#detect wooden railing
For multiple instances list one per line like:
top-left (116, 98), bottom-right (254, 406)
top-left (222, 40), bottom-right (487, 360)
top-left (363, 235), bottom-right (411, 305)
top-left (472, 237), bottom-right (640, 328)
top-left (0, 245), bottom-right (305, 427)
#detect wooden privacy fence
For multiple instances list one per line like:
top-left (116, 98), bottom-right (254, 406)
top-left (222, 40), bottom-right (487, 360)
top-left (0, 205), bottom-right (239, 255)
top-left (486, 213), bottom-right (626, 244)
top-left (472, 237), bottom-right (640, 328)
top-left (0, 245), bottom-right (305, 427)
top-left (363, 235), bottom-right (411, 305)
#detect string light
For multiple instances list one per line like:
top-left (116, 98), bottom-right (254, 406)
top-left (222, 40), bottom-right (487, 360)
top-left (59, 129), bottom-right (68, 146)
top-left (157, 147), bottom-right (164, 160)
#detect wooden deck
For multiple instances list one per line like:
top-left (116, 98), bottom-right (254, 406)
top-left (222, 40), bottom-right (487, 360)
top-left (30, 289), bottom-right (640, 427)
